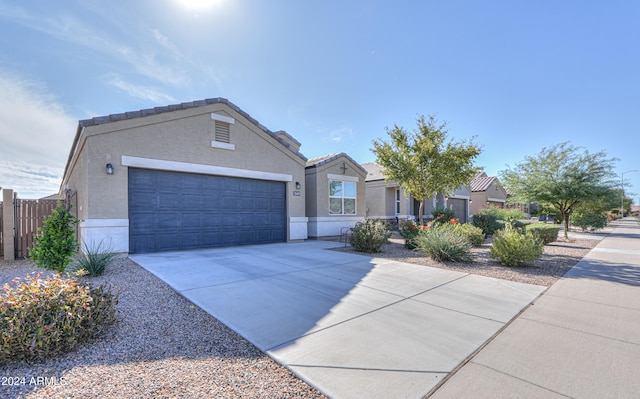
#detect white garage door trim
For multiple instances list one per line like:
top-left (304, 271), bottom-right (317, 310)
top-left (121, 155), bottom-right (293, 182)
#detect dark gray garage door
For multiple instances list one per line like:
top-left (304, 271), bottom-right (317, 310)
top-left (128, 168), bottom-right (286, 254)
top-left (448, 198), bottom-right (467, 223)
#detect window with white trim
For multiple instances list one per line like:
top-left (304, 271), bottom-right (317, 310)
top-left (396, 189), bottom-right (401, 214)
top-left (329, 180), bottom-right (356, 215)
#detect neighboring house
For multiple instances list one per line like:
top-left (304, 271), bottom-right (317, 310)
top-left (362, 162), bottom-right (471, 223)
top-left (504, 186), bottom-right (540, 216)
top-left (469, 172), bottom-right (507, 215)
top-left (305, 153), bottom-right (367, 237)
top-left (61, 98), bottom-right (310, 254)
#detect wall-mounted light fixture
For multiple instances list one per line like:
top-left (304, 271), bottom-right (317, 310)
top-left (106, 163), bottom-right (114, 175)
top-left (469, 199), bottom-right (473, 204)
top-left (295, 181), bottom-right (301, 189)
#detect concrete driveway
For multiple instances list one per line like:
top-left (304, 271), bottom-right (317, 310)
top-left (130, 241), bottom-right (545, 399)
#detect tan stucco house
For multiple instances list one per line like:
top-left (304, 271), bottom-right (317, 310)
top-left (469, 172), bottom-right (507, 215)
top-left (61, 98), bottom-right (310, 254)
top-left (305, 153), bottom-right (367, 237)
top-left (362, 162), bottom-right (471, 223)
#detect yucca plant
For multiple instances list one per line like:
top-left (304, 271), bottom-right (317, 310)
top-left (71, 241), bottom-right (118, 277)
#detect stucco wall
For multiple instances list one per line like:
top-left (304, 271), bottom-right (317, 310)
top-left (80, 104), bottom-right (306, 220)
top-left (61, 135), bottom-right (89, 220)
top-left (306, 156), bottom-right (366, 237)
top-left (63, 102), bottom-right (308, 249)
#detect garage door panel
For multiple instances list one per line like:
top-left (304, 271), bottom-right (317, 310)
top-left (182, 194), bottom-right (204, 208)
top-left (270, 198), bottom-right (285, 210)
top-left (129, 168), bottom-right (286, 253)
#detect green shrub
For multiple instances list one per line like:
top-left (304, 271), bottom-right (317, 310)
top-left (453, 223), bottom-right (485, 247)
top-left (70, 241), bottom-right (118, 277)
top-left (0, 273), bottom-right (118, 363)
top-left (398, 220), bottom-right (427, 249)
top-left (349, 219), bottom-right (391, 253)
top-left (525, 223), bottom-right (560, 244)
top-left (500, 208), bottom-right (527, 221)
top-left (29, 203), bottom-right (80, 273)
top-left (413, 225), bottom-right (474, 263)
top-left (471, 213), bottom-right (503, 236)
top-left (570, 211), bottom-right (608, 232)
top-left (490, 227), bottom-right (544, 266)
top-left (476, 206), bottom-right (526, 222)
top-left (431, 207), bottom-right (457, 226)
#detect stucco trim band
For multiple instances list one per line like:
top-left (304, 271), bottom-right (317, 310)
top-left (327, 173), bottom-right (359, 182)
top-left (210, 113), bottom-right (235, 124)
top-left (307, 216), bottom-right (364, 237)
top-left (121, 155), bottom-right (293, 182)
top-left (79, 218), bottom-right (129, 254)
top-left (289, 217), bottom-right (309, 240)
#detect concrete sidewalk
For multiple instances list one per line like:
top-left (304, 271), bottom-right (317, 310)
top-left (431, 218), bottom-right (640, 398)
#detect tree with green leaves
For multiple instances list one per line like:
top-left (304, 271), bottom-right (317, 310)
top-left (500, 142), bottom-right (617, 240)
top-left (29, 203), bottom-right (80, 273)
top-left (372, 114), bottom-right (481, 225)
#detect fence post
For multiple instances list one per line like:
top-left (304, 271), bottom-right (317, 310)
top-left (2, 189), bottom-right (15, 260)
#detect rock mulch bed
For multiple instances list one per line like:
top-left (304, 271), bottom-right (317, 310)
top-left (0, 258), bottom-right (326, 399)
top-left (334, 232), bottom-right (601, 287)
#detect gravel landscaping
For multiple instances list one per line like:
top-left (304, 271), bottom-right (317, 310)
top-left (335, 231), bottom-right (603, 287)
top-left (0, 258), bottom-right (326, 399)
top-left (0, 229), bottom-right (603, 398)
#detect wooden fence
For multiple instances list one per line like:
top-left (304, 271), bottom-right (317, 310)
top-left (14, 199), bottom-right (61, 259)
top-left (0, 191), bottom-right (63, 260)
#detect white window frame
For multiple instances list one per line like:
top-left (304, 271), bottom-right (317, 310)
top-left (395, 189), bottom-right (401, 214)
top-left (329, 180), bottom-right (357, 215)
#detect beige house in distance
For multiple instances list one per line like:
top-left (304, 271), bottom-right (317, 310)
top-left (61, 98), bottom-right (310, 254)
top-left (362, 162), bottom-right (471, 223)
top-left (305, 153), bottom-right (367, 237)
top-left (469, 172), bottom-right (507, 215)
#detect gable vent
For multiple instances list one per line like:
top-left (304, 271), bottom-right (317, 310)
top-left (215, 120), bottom-right (230, 143)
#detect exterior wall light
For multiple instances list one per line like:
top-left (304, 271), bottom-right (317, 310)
top-left (295, 181), bottom-right (301, 189)
top-left (106, 163), bottom-right (114, 175)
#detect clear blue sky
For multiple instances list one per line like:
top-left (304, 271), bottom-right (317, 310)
top-left (1, 0), bottom-right (638, 202)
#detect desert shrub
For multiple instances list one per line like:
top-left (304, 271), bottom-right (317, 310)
top-left (413, 225), bottom-right (474, 263)
top-left (431, 207), bottom-right (457, 225)
top-left (500, 208), bottom-right (527, 221)
top-left (471, 213), bottom-right (503, 236)
top-left (349, 219), bottom-right (391, 253)
top-left (570, 211), bottom-right (608, 232)
top-left (70, 241), bottom-right (118, 277)
top-left (398, 220), bottom-right (428, 249)
top-left (490, 227), bottom-right (544, 266)
top-left (453, 223), bottom-right (485, 247)
top-left (0, 274), bottom-right (118, 363)
top-left (29, 203), bottom-right (80, 273)
top-left (525, 223), bottom-right (560, 244)
top-left (477, 206), bottom-right (526, 222)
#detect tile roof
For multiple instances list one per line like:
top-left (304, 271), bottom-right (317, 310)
top-left (361, 162), bottom-right (386, 182)
top-left (306, 153), bottom-right (368, 174)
